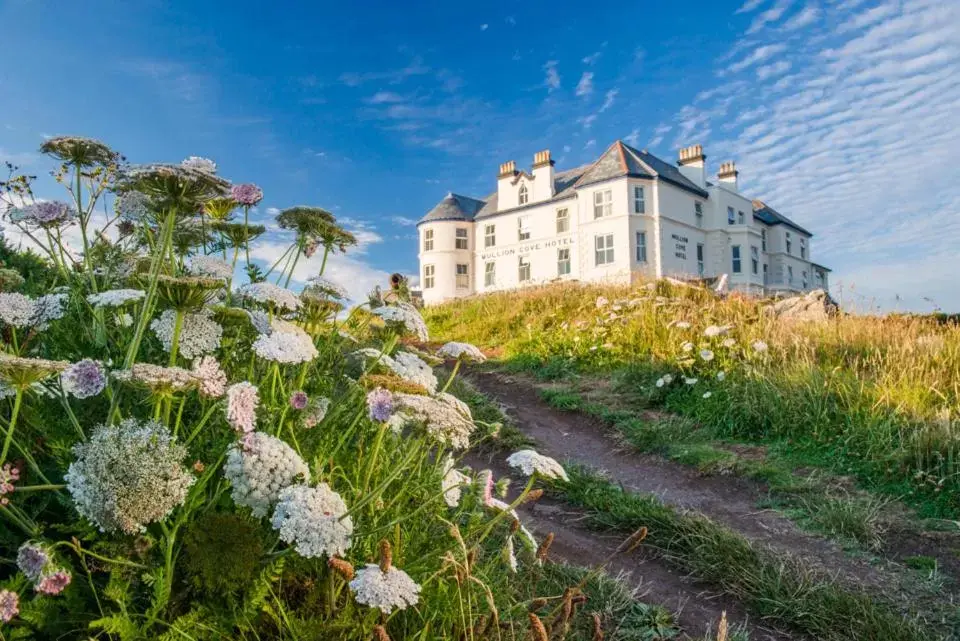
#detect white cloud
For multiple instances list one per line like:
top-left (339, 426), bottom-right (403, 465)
top-left (578, 114), bottom-right (597, 129)
top-left (575, 72), bottom-right (594, 97)
top-left (582, 51), bottom-right (602, 65)
top-left (757, 60), bottom-right (792, 79)
top-left (737, 0), bottom-right (766, 14)
top-left (265, 207), bottom-right (280, 216)
top-left (366, 91), bottom-right (406, 104)
top-left (480, 23), bottom-right (489, 31)
top-left (543, 60), bottom-right (561, 92)
top-left (747, 0), bottom-right (794, 34)
top-left (729, 44), bottom-right (788, 72)
top-left (599, 88), bottom-right (619, 112)
top-left (340, 57), bottom-right (430, 87)
top-left (782, 3), bottom-right (820, 30)
top-left (584, 139), bottom-right (596, 149)
top-left (390, 215), bottom-right (418, 226)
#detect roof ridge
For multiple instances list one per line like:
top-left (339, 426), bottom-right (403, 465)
top-left (614, 141), bottom-right (629, 173)
top-left (571, 140), bottom-right (622, 189)
top-left (621, 142), bottom-right (658, 177)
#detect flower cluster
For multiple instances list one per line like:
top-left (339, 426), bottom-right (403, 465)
top-left (366, 388), bottom-right (394, 422)
top-left (252, 324), bottom-right (318, 364)
top-left (0, 292), bottom-right (67, 329)
top-left (17, 542), bottom-right (50, 581)
top-left (151, 308), bottom-right (223, 360)
top-left (226, 382), bottom-right (259, 434)
top-left (271, 483), bottom-right (353, 558)
top-left (8, 201), bottom-right (77, 228)
top-left (349, 564), bottom-right (421, 614)
top-left (188, 255), bottom-right (234, 281)
top-left (506, 450), bottom-right (569, 481)
top-left (388, 351), bottom-right (438, 393)
top-left (372, 303), bottom-right (429, 342)
top-left (0, 590), bottom-right (18, 623)
top-left (237, 282), bottom-right (301, 312)
top-left (192, 356), bottom-right (227, 398)
top-left (437, 341), bottom-right (486, 363)
top-left (231, 183), bottom-right (263, 207)
top-left (302, 397), bottom-right (330, 429)
top-left (289, 390), bottom-right (309, 410)
top-left (392, 392), bottom-right (475, 449)
top-left (115, 191), bottom-right (152, 222)
top-left (36, 570), bottom-right (72, 595)
top-left (441, 454), bottom-right (470, 508)
top-left (61, 359), bottom-right (107, 399)
top-left (1, 463), bottom-right (20, 505)
top-left (181, 156), bottom-right (217, 174)
top-left (114, 363), bottom-right (198, 394)
top-left (304, 275), bottom-right (347, 301)
top-left (224, 432), bottom-right (309, 517)
top-left (87, 288), bottom-right (146, 308)
top-left (65, 419), bottom-right (194, 534)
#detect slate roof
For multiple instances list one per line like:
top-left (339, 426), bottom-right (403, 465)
top-left (418, 140), bottom-right (709, 225)
top-left (751, 199), bottom-right (813, 236)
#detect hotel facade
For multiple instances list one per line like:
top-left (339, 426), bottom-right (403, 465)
top-left (416, 141), bottom-right (830, 306)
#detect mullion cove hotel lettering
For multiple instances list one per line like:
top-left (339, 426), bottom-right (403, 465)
top-left (416, 141), bottom-right (830, 306)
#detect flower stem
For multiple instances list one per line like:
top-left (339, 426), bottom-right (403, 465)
top-left (0, 389), bottom-right (24, 468)
top-left (440, 359), bottom-right (463, 394)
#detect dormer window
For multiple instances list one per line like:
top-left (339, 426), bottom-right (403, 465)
top-left (518, 183), bottom-right (529, 205)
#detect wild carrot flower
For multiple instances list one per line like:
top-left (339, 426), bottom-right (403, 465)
top-left (722, 338), bottom-right (736, 348)
top-left (684, 377), bottom-right (698, 385)
top-left (224, 432), bottom-right (309, 518)
top-left (192, 356), bottom-right (227, 399)
top-left (237, 282), bottom-right (301, 312)
top-left (113, 363), bottom-right (198, 395)
top-left (752, 340), bottom-right (768, 352)
top-left (303, 276), bottom-right (347, 300)
top-left (675, 321), bottom-right (691, 329)
top-left (681, 341), bottom-right (694, 352)
top-left (391, 393), bottom-right (475, 449)
top-left (61, 359), bottom-right (106, 399)
top-left (700, 349), bottom-right (715, 361)
top-left (390, 351), bottom-right (438, 393)
top-left (115, 191), bottom-right (152, 223)
top-left (366, 388), bottom-right (394, 422)
top-left (35, 570), bottom-right (71, 595)
top-left (226, 382), bottom-right (259, 434)
top-left (441, 454), bottom-right (470, 508)
top-left (252, 327), bottom-right (318, 364)
top-left (703, 391), bottom-right (712, 399)
top-left (181, 156), bottom-right (217, 174)
top-left (0, 463), bottom-right (20, 505)
top-left (8, 201), bottom-right (77, 228)
top-left (151, 308), bottom-right (223, 360)
top-left (506, 450), bottom-right (569, 481)
top-left (40, 136), bottom-right (119, 166)
top-left (188, 255), bottom-right (233, 281)
top-left (302, 397), bottom-right (330, 429)
top-left (349, 563), bottom-right (421, 614)
top-left (65, 419), bottom-right (194, 534)
top-left (704, 324), bottom-right (733, 337)
top-left (372, 303), bottom-right (429, 342)
top-left (231, 183), bottom-right (263, 207)
top-left (0, 292), bottom-right (67, 329)
top-left (437, 341), bottom-right (486, 362)
top-left (87, 288), bottom-right (145, 308)
top-left (271, 483), bottom-right (353, 558)
top-left (0, 590), bottom-right (18, 623)
top-left (17, 542), bottom-right (49, 581)
top-left (717, 371), bottom-right (726, 381)
top-left (0, 354), bottom-right (70, 388)
top-left (289, 390), bottom-right (309, 410)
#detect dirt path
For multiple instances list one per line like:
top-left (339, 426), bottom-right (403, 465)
top-left (463, 453), bottom-right (803, 641)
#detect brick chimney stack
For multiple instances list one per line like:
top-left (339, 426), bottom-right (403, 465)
top-left (677, 144), bottom-right (706, 188)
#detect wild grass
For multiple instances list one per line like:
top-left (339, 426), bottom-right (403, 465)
top-left (424, 281), bottom-right (960, 518)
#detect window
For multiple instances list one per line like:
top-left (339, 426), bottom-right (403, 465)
top-left (697, 244), bottom-right (705, 276)
top-left (633, 186), bottom-right (646, 214)
top-left (518, 216), bottom-right (531, 241)
top-left (636, 231), bottom-right (647, 263)
top-left (593, 189), bottom-right (612, 219)
top-left (800, 238), bottom-right (807, 259)
top-left (484, 224), bottom-right (495, 248)
top-left (455, 228), bottom-right (468, 250)
top-left (423, 229), bottom-right (434, 252)
top-left (787, 265), bottom-right (794, 283)
top-left (518, 257), bottom-right (531, 282)
top-left (424, 264), bottom-right (435, 289)
top-left (556, 208), bottom-right (569, 234)
top-left (737, 210), bottom-right (745, 225)
top-left (763, 263), bottom-right (768, 284)
top-left (802, 271), bottom-right (808, 289)
top-left (455, 264), bottom-right (469, 289)
top-left (751, 246), bottom-right (759, 274)
top-left (761, 229), bottom-right (767, 251)
top-left (695, 202), bottom-right (704, 227)
top-left (785, 232), bottom-right (792, 254)
top-left (518, 183), bottom-right (529, 205)
top-left (595, 234), bottom-right (615, 266)
top-left (484, 262), bottom-right (496, 287)
top-left (557, 249), bottom-right (571, 276)
top-left (727, 207), bottom-right (735, 225)
top-left (731, 245), bottom-right (742, 273)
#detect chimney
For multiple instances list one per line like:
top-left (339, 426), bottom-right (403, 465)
top-left (717, 161), bottom-right (739, 191)
top-left (677, 144), bottom-right (706, 189)
top-left (497, 159), bottom-right (519, 211)
top-left (531, 149), bottom-right (555, 201)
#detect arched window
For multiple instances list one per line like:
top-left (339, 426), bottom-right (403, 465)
top-left (518, 183), bottom-right (528, 205)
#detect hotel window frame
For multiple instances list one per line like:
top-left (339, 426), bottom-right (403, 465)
top-left (595, 233), bottom-right (615, 266)
top-left (727, 206), bottom-right (735, 225)
top-left (484, 261), bottom-right (496, 287)
top-left (518, 257), bottom-right (531, 282)
top-left (633, 185), bottom-right (646, 214)
top-left (732, 245), bottom-right (742, 274)
top-left (484, 224), bottom-right (496, 248)
top-left (785, 231), bottom-right (792, 254)
top-left (737, 210), bottom-right (745, 225)
top-left (802, 270), bottom-right (808, 289)
top-left (697, 243), bottom-right (705, 276)
top-left (518, 216), bottom-right (531, 241)
top-left (593, 189), bottom-right (612, 219)
top-left (636, 231), bottom-right (647, 263)
top-left (455, 227), bottom-right (468, 250)
top-left (788, 265), bottom-right (794, 283)
top-left (455, 263), bottom-right (469, 289)
top-left (423, 264), bottom-right (435, 289)
top-left (695, 202), bottom-right (704, 227)
top-left (423, 228), bottom-right (434, 252)
top-left (556, 208), bottom-right (569, 234)
top-left (518, 183), bottom-right (529, 205)
top-left (761, 228), bottom-right (767, 251)
top-left (557, 248), bottom-right (571, 276)
top-left (800, 237), bottom-right (807, 259)
top-left (750, 246), bottom-right (759, 274)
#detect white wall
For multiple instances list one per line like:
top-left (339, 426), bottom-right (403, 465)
top-left (419, 222), bottom-right (475, 305)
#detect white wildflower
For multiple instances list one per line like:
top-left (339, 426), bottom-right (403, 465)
top-left (237, 282), bottom-right (301, 312)
top-left (699, 349), bottom-right (715, 362)
top-left (681, 341), bottom-right (694, 353)
top-left (437, 341), bottom-right (486, 362)
top-left (150, 308), bottom-right (223, 360)
top-left (389, 351), bottom-right (438, 393)
top-left (721, 338), bottom-right (736, 348)
top-left (704, 324), bottom-right (733, 338)
top-left (117, 313), bottom-right (133, 327)
top-left (716, 371), bottom-right (726, 381)
top-left (252, 325), bottom-right (318, 364)
top-left (595, 296), bottom-right (608, 309)
top-left (188, 255), bottom-right (233, 281)
top-left (87, 289), bottom-right (145, 308)
top-left (0, 292), bottom-right (66, 329)
top-left (506, 449), bottom-right (568, 481)
top-left (64, 419), bottom-right (193, 534)
top-left (684, 377), bottom-right (698, 385)
top-left (703, 391), bottom-right (712, 399)
top-left (224, 432), bottom-right (309, 518)
top-left (226, 382), bottom-right (259, 434)
top-left (181, 156), bottom-right (217, 174)
top-left (441, 454), bottom-right (470, 508)
top-left (372, 304), bottom-right (429, 342)
top-left (662, 374), bottom-right (674, 384)
top-left (192, 356), bottom-right (227, 398)
top-left (271, 483), bottom-right (353, 558)
top-left (752, 340), bottom-right (768, 352)
top-left (655, 377), bottom-right (666, 388)
top-left (392, 393), bottom-right (475, 449)
top-left (349, 564), bottom-right (421, 614)
top-left (675, 321), bottom-right (691, 329)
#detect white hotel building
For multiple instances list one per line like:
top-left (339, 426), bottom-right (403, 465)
top-left (417, 141), bottom-right (830, 306)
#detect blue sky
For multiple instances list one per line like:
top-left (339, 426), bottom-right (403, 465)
top-left (1, 0), bottom-right (958, 311)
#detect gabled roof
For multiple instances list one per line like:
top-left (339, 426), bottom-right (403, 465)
top-left (419, 192), bottom-right (486, 224)
top-left (751, 199), bottom-right (813, 236)
top-left (573, 141), bottom-right (709, 198)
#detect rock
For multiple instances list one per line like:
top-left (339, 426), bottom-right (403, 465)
top-left (767, 288), bottom-right (838, 322)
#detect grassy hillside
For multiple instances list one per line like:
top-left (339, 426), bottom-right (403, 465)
top-left (424, 282), bottom-right (960, 518)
